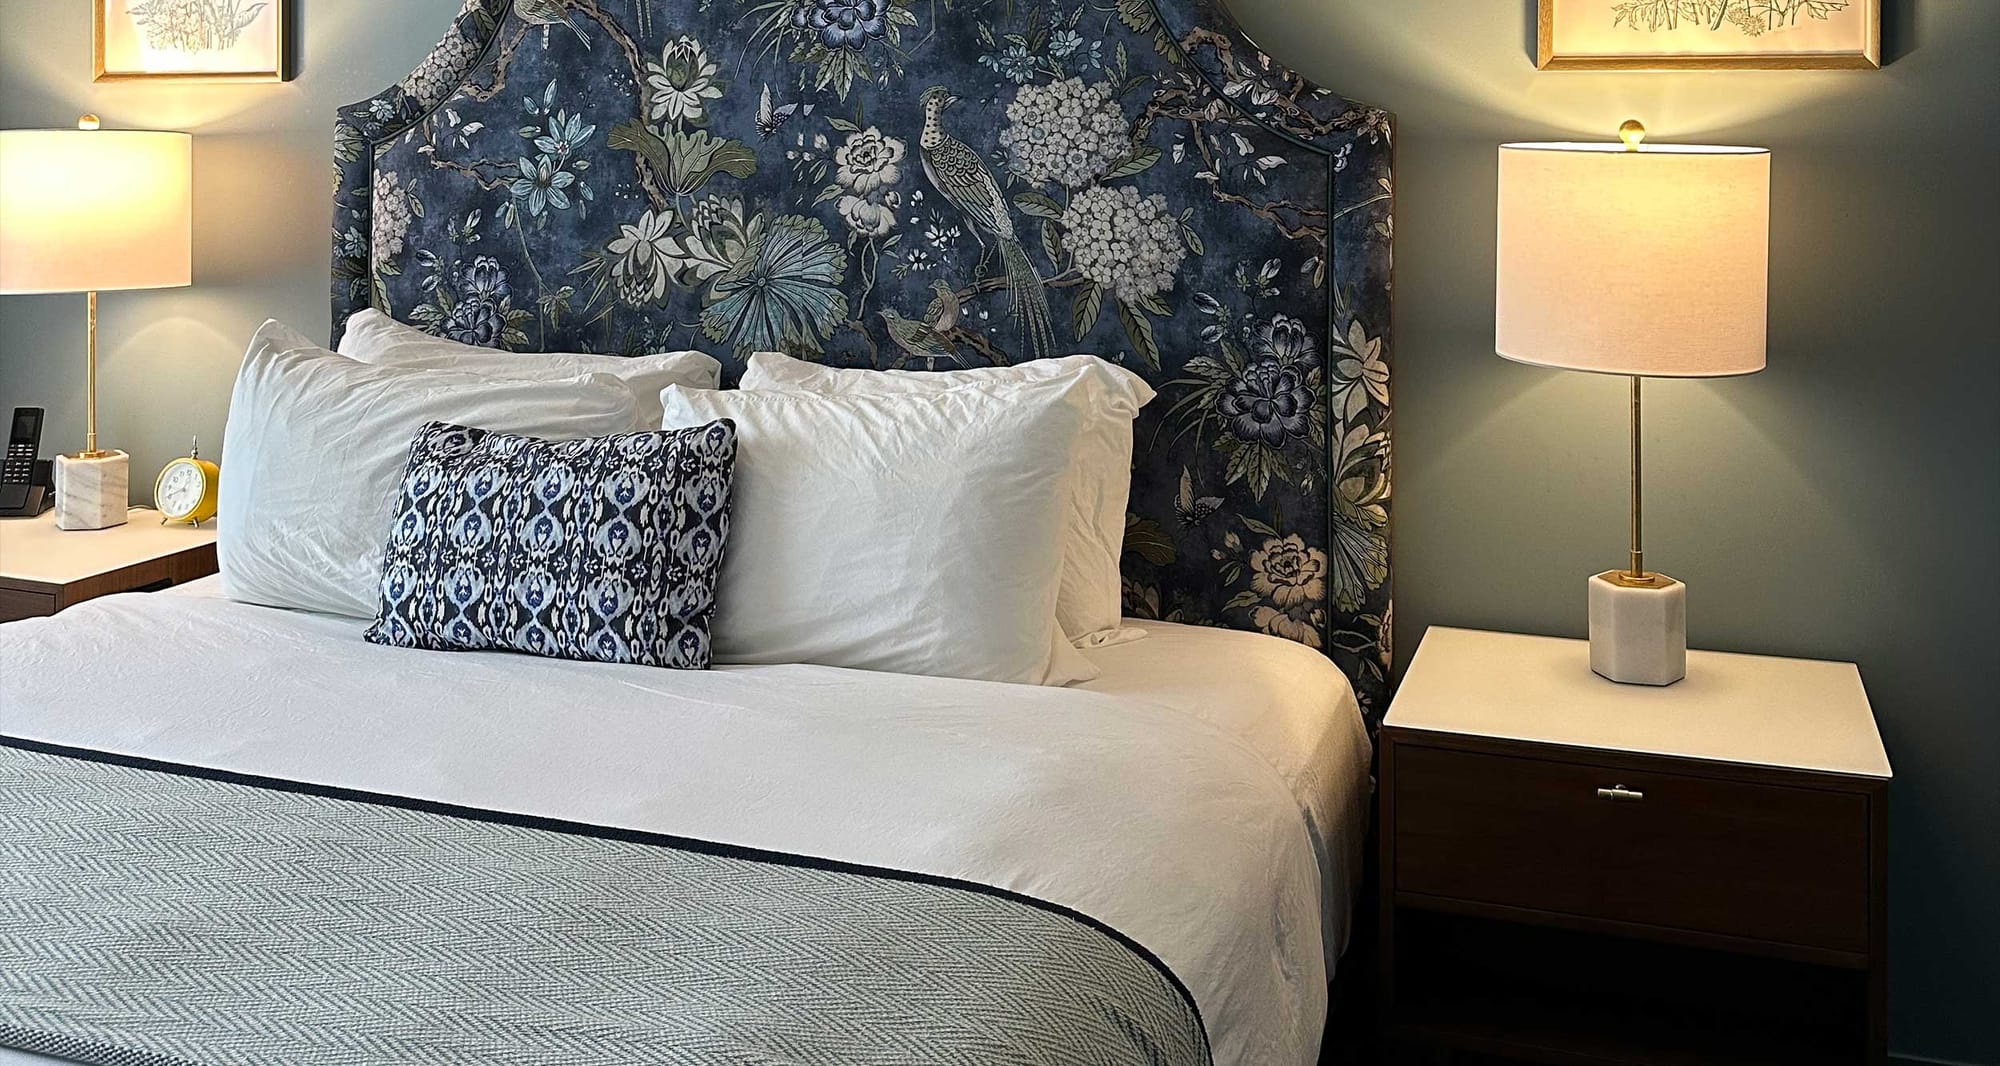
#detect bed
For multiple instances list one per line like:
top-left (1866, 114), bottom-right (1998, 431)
top-left (1, 0), bottom-right (1393, 1062)
top-left (3, 580), bottom-right (1369, 1065)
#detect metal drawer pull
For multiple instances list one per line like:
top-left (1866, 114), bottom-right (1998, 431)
top-left (1596, 785), bottom-right (1645, 802)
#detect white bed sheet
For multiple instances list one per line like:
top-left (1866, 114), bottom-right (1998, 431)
top-left (0, 579), bottom-right (1371, 1066)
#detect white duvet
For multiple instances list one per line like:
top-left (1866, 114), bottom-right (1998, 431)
top-left (0, 582), bottom-right (1371, 1066)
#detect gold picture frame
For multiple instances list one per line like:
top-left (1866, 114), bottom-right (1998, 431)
top-left (1538, 0), bottom-right (1881, 70)
top-left (94, 0), bottom-right (289, 83)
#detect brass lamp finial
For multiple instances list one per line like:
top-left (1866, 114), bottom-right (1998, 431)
top-left (77, 114), bottom-right (101, 131)
top-left (1618, 119), bottom-right (1647, 151)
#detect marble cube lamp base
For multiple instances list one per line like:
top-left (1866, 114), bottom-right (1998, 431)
top-left (1588, 570), bottom-right (1687, 686)
top-left (54, 451), bottom-right (130, 531)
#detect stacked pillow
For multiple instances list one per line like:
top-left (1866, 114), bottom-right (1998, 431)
top-left (219, 316), bottom-right (1155, 686)
top-left (660, 381), bottom-right (1100, 687)
top-left (740, 352), bottom-right (1154, 649)
top-left (219, 321), bottom-right (641, 619)
top-left (338, 308), bottom-right (719, 428)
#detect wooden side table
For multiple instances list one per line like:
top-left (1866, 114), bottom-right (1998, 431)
top-left (1379, 626), bottom-right (1891, 1066)
top-left (0, 510), bottom-right (217, 622)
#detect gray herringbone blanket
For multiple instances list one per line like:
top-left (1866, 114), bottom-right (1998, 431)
top-left (0, 739), bottom-right (1209, 1065)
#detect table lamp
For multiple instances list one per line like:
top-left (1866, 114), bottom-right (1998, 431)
top-left (1496, 121), bottom-right (1769, 686)
top-left (0, 116), bottom-right (192, 531)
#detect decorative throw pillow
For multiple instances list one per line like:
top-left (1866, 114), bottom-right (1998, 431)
top-left (365, 419), bottom-right (738, 670)
top-left (740, 351), bottom-right (1154, 648)
top-left (338, 308), bottom-right (722, 430)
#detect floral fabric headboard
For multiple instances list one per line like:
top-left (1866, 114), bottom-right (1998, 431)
top-left (332, 0), bottom-right (1396, 717)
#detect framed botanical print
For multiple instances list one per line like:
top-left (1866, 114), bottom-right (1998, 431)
top-left (94, 0), bottom-right (289, 82)
top-left (1538, 0), bottom-right (1881, 70)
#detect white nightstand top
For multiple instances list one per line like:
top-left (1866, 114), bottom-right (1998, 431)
top-left (0, 509), bottom-right (216, 586)
top-left (1387, 626), bottom-right (1891, 780)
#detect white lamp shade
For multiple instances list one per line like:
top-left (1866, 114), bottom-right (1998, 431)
top-left (0, 127), bottom-right (192, 294)
top-left (1497, 141), bottom-right (1769, 378)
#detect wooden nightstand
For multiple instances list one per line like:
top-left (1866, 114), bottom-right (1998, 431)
top-left (0, 509), bottom-right (217, 622)
top-left (1378, 626), bottom-right (1891, 1066)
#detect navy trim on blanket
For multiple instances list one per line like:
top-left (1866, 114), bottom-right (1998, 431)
top-left (0, 733), bottom-right (1207, 1040)
top-left (0, 1024), bottom-right (203, 1066)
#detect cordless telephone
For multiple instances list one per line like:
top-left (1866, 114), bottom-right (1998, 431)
top-left (1, 407), bottom-right (53, 517)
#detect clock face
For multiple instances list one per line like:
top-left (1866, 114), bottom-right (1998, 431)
top-left (157, 461), bottom-right (207, 518)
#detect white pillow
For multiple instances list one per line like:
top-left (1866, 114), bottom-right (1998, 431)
top-left (740, 352), bottom-right (1154, 647)
top-left (659, 383), bottom-right (1099, 687)
top-left (219, 320), bottom-right (637, 618)
top-left (338, 308), bottom-right (720, 429)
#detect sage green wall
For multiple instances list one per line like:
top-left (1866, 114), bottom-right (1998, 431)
top-left (1220, 2), bottom-right (1997, 1062)
top-left (1, 1), bottom-right (1994, 1060)
top-left (0, 0), bottom-right (471, 483)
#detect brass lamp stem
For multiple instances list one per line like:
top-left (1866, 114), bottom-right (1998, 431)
top-left (1622, 124), bottom-right (1651, 583)
top-left (1629, 374), bottom-right (1643, 581)
top-left (1607, 375), bottom-right (1671, 590)
top-left (77, 290), bottom-right (113, 459)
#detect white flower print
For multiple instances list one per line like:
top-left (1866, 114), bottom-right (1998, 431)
top-left (1061, 184), bottom-right (1188, 302)
top-left (401, 23), bottom-right (477, 110)
top-left (645, 36), bottom-right (724, 128)
top-left (1248, 534), bottom-right (1329, 647)
top-left (894, 247), bottom-right (938, 276)
top-left (833, 127), bottom-right (906, 195)
top-left (998, 77), bottom-right (1130, 189)
top-left (607, 208), bottom-right (689, 306)
top-left (335, 226), bottom-right (368, 261)
top-left (837, 193), bottom-right (898, 238)
top-left (371, 170), bottom-right (414, 270)
top-left (1330, 319), bottom-right (1389, 421)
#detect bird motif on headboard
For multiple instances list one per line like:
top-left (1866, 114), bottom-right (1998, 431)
top-left (331, 0), bottom-right (1398, 718)
top-left (917, 86), bottom-right (1057, 362)
top-left (879, 279), bottom-right (962, 369)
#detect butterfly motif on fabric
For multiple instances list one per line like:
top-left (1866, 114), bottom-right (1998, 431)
top-left (1175, 468), bottom-right (1222, 527)
top-left (756, 84), bottom-right (816, 139)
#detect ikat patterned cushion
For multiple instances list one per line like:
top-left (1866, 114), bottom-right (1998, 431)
top-left (365, 419), bottom-right (737, 669)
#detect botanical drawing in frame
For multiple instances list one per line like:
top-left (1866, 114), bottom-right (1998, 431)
top-left (1538, 0), bottom-right (1881, 69)
top-left (94, 0), bottom-right (289, 82)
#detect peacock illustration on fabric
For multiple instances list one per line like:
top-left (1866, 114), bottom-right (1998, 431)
top-left (916, 87), bottom-right (1056, 362)
top-left (332, 0), bottom-right (1398, 718)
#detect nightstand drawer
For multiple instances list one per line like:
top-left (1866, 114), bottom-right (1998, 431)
top-left (1393, 743), bottom-right (1870, 953)
top-left (0, 586), bottom-right (57, 622)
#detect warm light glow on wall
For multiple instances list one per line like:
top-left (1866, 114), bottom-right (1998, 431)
top-left (0, 126), bottom-right (193, 295)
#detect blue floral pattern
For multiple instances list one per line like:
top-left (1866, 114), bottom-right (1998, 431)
top-left (793, 0), bottom-right (890, 50)
top-left (332, 0), bottom-right (1397, 719)
top-left (366, 418), bottom-right (739, 669)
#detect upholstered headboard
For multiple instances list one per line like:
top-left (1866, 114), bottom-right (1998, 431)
top-left (332, 0), bottom-right (1396, 715)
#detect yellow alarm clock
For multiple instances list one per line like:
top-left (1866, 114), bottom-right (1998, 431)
top-left (155, 437), bottom-right (220, 526)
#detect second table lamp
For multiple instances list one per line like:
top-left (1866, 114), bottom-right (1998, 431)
top-left (1496, 120), bottom-right (1771, 686)
top-left (0, 115), bottom-right (193, 530)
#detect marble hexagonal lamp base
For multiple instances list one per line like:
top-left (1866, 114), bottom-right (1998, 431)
top-left (53, 451), bottom-right (130, 531)
top-left (1588, 570), bottom-right (1687, 686)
